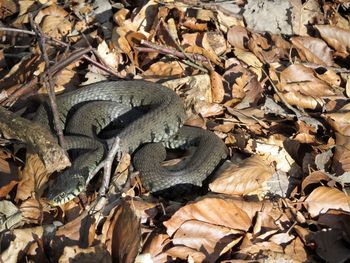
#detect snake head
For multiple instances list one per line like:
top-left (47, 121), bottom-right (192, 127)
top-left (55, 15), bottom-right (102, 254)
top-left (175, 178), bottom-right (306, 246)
top-left (46, 168), bottom-right (87, 206)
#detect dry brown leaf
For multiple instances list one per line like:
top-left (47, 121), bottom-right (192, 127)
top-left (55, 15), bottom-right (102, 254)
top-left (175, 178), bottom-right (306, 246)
top-left (181, 16), bottom-right (208, 31)
top-left (204, 31), bottom-right (227, 56)
top-left (185, 45), bottom-right (222, 66)
top-left (12, 0), bottom-right (37, 26)
top-left (58, 245), bottom-right (112, 263)
top-left (15, 153), bottom-right (48, 202)
top-left (194, 101), bottom-right (224, 117)
top-left (291, 36), bottom-right (334, 66)
top-left (239, 240), bottom-right (284, 255)
top-left (0, 226), bottom-right (44, 262)
top-left (0, 0), bottom-right (17, 19)
top-left (301, 171), bottom-right (330, 194)
top-left (126, 198), bottom-right (157, 224)
top-left (291, 0), bottom-right (323, 36)
top-left (121, 0), bottom-right (158, 36)
top-left (0, 200), bottom-right (23, 232)
top-left (141, 233), bottom-right (171, 259)
top-left (96, 41), bottom-right (122, 69)
top-left (164, 74), bottom-right (215, 116)
top-left (248, 33), bottom-right (289, 63)
top-left (41, 15), bottom-right (71, 38)
top-left (164, 196), bottom-right (252, 236)
top-left (163, 246), bottom-right (206, 262)
top-left (323, 108), bottom-right (350, 136)
top-left (34, 3), bottom-right (69, 24)
top-left (304, 186), bottom-right (350, 217)
top-left (332, 133), bottom-right (350, 174)
top-left (217, 9), bottom-right (244, 33)
top-left (233, 48), bottom-right (263, 80)
top-left (113, 8), bottom-right (130, 26)
top-left (315, 25), bottom-right (350, 56)
top-left (227, 25), bottom-right (249, 50)
top-left (172, 219), bottom-right (242, 262)
top-left (19, 197), bottom-right (42, 225)
top-left (0, 151), bottom-right (18, 197)
top-left (210, 156), bottom-right (274, 196)
top-left (284, 237), bottom-right (308, 262)
top-left (269, 232), bottom-right (295, 245)
top-left (249, 135), bottom-right (294, 173)
top-left (56, 213), bottom-right (95, 246)
top-left (111, 202), bottom-right (141, 263)
top-left (279, 64), bottom-right (336, 109)
top-left (315, 68), bottom-right (341, 90)
top-left (142, 61), bottom-right (186, 78)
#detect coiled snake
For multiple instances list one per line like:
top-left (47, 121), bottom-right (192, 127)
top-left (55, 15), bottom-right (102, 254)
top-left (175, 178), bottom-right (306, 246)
top-left (34, 80), bottom-right (228, 205)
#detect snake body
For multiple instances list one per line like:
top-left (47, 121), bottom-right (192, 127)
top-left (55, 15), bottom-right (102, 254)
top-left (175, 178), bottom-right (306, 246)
top-left (35, 80), bottom-right (228, 205)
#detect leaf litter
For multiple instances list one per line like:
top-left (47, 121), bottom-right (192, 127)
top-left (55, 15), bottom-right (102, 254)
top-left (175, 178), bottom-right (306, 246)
top-left (1, 0), bottom-right (350, 262)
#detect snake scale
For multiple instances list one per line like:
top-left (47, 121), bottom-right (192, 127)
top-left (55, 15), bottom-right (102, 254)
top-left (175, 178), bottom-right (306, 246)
top-left (34, 80), bottom-right (228, 205)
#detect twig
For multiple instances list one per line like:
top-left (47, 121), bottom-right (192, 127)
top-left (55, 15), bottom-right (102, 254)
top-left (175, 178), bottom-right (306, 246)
top-left (138, 39), bottom-right (209, 72)
top-left (161, 19), bottom-right (210, 68)
top-left (86, 137), bottom-right (123, 196)
top-left (0, 27), bottom-right (124, 78)
top-left (29, 15), bottom-right (65, 148)
top-left (2, 48), bottom-right (93, 106)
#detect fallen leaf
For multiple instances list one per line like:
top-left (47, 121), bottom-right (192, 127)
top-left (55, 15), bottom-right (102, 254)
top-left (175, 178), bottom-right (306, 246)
top-left (172, 219), bottom-right (242, 262)
top-left (164, 196), bottom-right (252, 237)
top-left (210, 156), bottom-right (274, 197)
top-left (304, 186), bottom-right (350, 217)
top-left (291, 36), bottom-right (333, 66)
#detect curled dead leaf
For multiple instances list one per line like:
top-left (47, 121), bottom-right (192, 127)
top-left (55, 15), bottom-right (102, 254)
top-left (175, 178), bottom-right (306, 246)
top-left (291, 36), bottom-right (333, 66)
top-left (172, 220), bottom-right (242, 262)
top-left (210, 156), bottom-right (274, 196)
top-left (164, 196), bottom-right (252, 237)
top-left (315, 25), bottom-right (350, 56)
top-left (304, 186), bottom-right (350, 217)
top-left (15, 153), bottom-right (48, 203)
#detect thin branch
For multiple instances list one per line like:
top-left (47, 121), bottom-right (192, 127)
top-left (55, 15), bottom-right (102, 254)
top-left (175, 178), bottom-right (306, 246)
top-left (86, 137), bottom-right (123, 197)
top-left (138, 39), bottom-right (209, 73)
top-left (0, 26), bottom-right (124, 78)
top-left (29, 15), bottom-right (65, 148)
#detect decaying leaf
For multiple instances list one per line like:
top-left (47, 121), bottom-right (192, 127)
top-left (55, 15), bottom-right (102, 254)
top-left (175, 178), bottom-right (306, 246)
top-left (209, 156), bottom-right (274, 197)
top-left (304, 186), bottom-right (350, 217)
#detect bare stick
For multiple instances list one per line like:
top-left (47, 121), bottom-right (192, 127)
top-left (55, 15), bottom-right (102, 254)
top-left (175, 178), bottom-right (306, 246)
top-left (0, 27), bottom-right (123, 78)
top-left (86, 137), bottom-right (123, 196)
top-left (29, 15), bottom-right (65, 148)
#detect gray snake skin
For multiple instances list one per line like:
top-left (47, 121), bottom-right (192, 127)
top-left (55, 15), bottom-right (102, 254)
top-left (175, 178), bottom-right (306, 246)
top-left (34, 80), bottom-right (228, 205)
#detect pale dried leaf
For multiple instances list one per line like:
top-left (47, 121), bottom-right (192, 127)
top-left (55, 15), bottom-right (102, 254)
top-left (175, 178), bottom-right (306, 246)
top-left (233, 48), bottom-right (263, 80)
top-left (164, 196), bottom-right (252, 236)
top-left (59, 245), bottom-right (112, 263)
top-left (227, 25), bottom-right (249, 50)
top-left (304, 186), bottom-right (350, 217)
top-left (0, 200), bottom-right (23, 232)
top-left (0, 226), bottom-right (43, 263)
top-left (210, 70), bottom-right (225, 103)
top-left (143, 61), bottom-right (185, 78)
top-left (291, 36), bottom-right (333, 66)
top-left (16, 154), bottom-right (48, 202)
top-left (41, 15), bottom-right (71, 38)
top-left (163, 246), bottom-right (206, 262)
top-left (97, 41), bottom-right (121, 69)
top-left (284, 237), bottom-right (308, 262)
top-left (291, 0), bottom-right (323, 36)
top-left (173, 220), bottom-right (242, 262)
top-left (316, 25), bottom-right (350, 56)
top-left (210, 156), bottom-right (274, 196)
